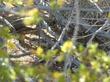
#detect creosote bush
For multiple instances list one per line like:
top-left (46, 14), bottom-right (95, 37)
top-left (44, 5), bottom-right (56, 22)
top-left (0, 0), bottom-right (110, 82)
top-left (1, 39), bottom-right (110, 81)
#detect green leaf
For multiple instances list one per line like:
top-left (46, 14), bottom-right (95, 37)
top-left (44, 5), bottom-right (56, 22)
top-left (0, 49), bottom-right (7, 57)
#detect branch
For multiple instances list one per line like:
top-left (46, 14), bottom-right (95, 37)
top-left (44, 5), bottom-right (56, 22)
top-left (87, 19), bottom-right (109, 46)
top-left (72, 0), bottom-right (80, 44)
top-left (0, 16), bottom-right (16, 33)
top-left (51, 9), bottom-right (74, 50)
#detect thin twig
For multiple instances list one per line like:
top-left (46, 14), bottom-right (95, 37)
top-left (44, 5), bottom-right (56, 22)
top-left (0, 16), bottom-right (16, 33)
top-left (51, 8), bottom-right (74, 50)
top-left (14, 39), bottom-right (29, 53)
top-left (89, 0), bottom-right (103, 13)
top-left (72, 0), bottom-right (80, 44)
top-left (87, 19), bottom-right (109, 46)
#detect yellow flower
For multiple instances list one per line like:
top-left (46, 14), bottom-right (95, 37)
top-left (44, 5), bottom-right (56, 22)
top-left (57, 0), bottom-right (64, 7)
top-left (61, 40), bottom-right (73, 52)
top-left (23, 9), bottom-right (41, 25)
top-left (36, 47), bottom-right (44, 57)
top-left (23, 17), bottom-right (35, 25)
top-left (7, 40), bottom-right (16, 49)
top-left (27, 9), bottom-right (39, 17)
top-left (38, 79), bottom-right (43, 82)
top-left (53, 72), bottom-right (63, 79)
top-left (91, 61), bottom-right (101, 72)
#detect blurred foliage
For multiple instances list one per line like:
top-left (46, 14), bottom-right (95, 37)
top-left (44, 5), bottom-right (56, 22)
top-left (0, 27), bottom-right (13, 39)
top-left (50, 0), bottom-right (64, 9)
top-left (61, 40), bottom-right (73, 53)
top-left (1, 38), bottom-right (110, 82)
top-left (0, 0), bottom-right (110, 82)
top-left (23, 8), bottom-right (42, 26)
